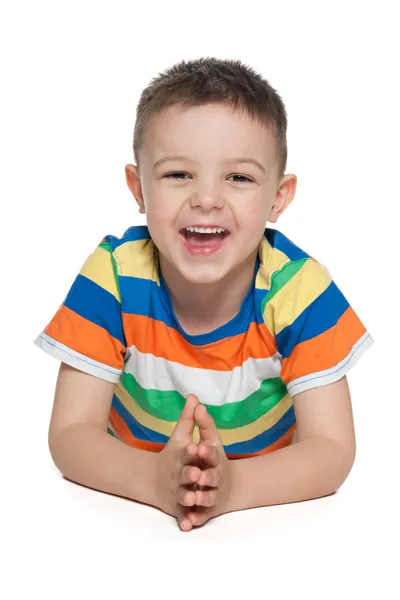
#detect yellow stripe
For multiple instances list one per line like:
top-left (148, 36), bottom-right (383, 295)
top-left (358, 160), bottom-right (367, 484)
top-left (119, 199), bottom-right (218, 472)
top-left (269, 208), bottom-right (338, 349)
top-left (79, 245), bottom-right (121, 302)
top-left (115, 381), bottom-right (294, 445)
top-left (263, 257), bottom-right (332, 337)
top-left (256, 237), bottom-right (290, 290)
top-left (115, 238), bottom-right (160, 284)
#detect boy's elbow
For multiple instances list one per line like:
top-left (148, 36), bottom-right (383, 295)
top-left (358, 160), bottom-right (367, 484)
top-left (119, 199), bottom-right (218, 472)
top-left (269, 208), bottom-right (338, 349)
top-left (47, 423), bottom-right (85, 472)
top-left (48, 425), bottom-right (67, 470)
top-left (340, 437), bottom-right (356, 479)
top-left (325, 438), bottom-right (356, 493)
top-left (48, 421), bottom-right (66, 460)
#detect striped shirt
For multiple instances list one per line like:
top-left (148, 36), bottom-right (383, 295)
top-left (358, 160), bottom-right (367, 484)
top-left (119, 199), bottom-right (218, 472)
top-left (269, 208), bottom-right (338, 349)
top-left (33, 225), bottom-right (374, 458)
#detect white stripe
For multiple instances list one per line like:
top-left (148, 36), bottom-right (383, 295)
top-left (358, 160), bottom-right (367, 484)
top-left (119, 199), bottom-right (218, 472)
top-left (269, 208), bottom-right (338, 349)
top-left (124, 345), bottom-right (283, 406)
top-left (33, 332), bottom-right (122, 384)
top-left (287, 331), bottom-right (374, 397)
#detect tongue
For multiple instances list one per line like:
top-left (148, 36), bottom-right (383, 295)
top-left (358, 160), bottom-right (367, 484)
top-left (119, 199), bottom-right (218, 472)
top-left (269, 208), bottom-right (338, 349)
top-left (185, 231), bottom-right (224, 247)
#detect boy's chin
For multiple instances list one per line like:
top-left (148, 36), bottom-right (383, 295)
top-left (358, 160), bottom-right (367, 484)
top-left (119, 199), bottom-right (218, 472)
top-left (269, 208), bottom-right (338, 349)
top-left (175, 261), bottom-right (232, 285)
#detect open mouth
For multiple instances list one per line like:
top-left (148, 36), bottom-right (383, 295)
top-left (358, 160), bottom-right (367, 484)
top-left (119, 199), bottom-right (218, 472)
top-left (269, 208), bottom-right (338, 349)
top-left (179, 226), bottom-right (231, 254)
top-left (180, 227), bottom-right (230, 243)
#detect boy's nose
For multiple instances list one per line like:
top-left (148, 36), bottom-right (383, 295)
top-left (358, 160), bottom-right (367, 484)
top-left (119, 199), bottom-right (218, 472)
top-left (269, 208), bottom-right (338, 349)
top-left (189, 192), bottom-right (225, 210)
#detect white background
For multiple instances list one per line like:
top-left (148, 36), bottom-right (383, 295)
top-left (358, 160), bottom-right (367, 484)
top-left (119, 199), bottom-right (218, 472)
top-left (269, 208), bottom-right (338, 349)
top-left (2, 0), bottom-right (398, 598)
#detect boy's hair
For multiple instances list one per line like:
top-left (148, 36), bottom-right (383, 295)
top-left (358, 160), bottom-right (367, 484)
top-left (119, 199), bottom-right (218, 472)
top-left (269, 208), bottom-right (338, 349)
top-left (133, 57), bottom-right (288, 181)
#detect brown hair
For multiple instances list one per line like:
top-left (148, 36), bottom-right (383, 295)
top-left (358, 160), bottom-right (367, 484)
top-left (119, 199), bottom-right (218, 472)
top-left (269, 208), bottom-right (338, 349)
top-left (133, 57), bottom-right (288, 181)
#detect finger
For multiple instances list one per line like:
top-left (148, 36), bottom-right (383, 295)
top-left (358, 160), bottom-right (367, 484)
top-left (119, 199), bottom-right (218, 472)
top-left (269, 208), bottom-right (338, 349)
top-left (187, 506), bottom-right (210, 527)
top-left (194, 404), bottom-right (221, 445)
top-left (181, 442), bottom-right (199, 465)
top-left (171, 395), bottom-right (199, 443)
top-left (197, 466), bottom-right (220, 488)
top-left (177, 501), bottom-right (194, 531)
top-left (198, 443), bottom-right (220, 467)
top-left (179, 464), bottom-right (201, 485)
top-left (178, 513), bottom-right (193, 532)
top-left (195, 488), bottom-right (217, 507)
top-left (178, 487), bottom-right (196, 507)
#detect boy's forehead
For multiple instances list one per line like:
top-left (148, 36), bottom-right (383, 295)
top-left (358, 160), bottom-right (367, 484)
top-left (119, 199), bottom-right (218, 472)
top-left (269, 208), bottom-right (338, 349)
top-left (150, 102), bottom-right (266, 133)
top-left (143, 103), bottom-right (276, 162)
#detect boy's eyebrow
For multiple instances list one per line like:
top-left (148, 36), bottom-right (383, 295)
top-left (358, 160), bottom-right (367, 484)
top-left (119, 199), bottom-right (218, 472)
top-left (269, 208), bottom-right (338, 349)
top-left (152, 155), bottom-right (266, 174)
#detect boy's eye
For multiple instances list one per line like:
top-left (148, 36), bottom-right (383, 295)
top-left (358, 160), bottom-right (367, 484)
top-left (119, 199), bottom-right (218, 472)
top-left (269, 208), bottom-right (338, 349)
top-left (164, 172), bottom-right (190, 180)
top-left (164, 172), bottom-right (254, 183)
top-left (230, 174), bottom-right (253, 183)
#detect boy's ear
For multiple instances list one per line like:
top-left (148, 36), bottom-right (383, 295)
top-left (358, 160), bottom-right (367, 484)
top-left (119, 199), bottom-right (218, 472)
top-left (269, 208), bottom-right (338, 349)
top-left (268, 173), bottom-right (297, 223)
top-left (125, 164), bottom-right (146, 214)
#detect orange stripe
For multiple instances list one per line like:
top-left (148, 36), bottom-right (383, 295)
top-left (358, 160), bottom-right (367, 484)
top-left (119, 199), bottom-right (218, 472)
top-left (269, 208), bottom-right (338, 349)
top-left (45, 305), bottom-right (125, 370)
top-left (109, 408), bottom-right (295, 458)
top-left (281, 306), bottom-right (366, 385)
top-left (122, 313), bottom-right (277, 370)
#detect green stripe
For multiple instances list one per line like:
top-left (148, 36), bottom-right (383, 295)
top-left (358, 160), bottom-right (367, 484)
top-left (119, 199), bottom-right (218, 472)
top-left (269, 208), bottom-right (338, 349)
top-left (120, 371), bottom-right (288, 429)
top-left (98, 240), bottom-right (110, 251)
top-left (261, 257), bottom-right (308, 313)
top-left (98, 240), bottom-right (123, 303)
top-left (107, 425), bottom-right (117, 438)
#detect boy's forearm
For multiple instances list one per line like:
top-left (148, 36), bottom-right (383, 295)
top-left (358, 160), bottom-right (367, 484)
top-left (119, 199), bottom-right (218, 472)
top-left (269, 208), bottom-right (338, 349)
top-left (226, 437), bottom-right (355, 513)
top-left (49, 423), bottom-right (159, 508)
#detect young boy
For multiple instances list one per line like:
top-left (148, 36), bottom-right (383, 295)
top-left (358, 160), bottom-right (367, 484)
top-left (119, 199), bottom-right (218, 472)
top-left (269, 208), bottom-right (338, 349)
top-left (33, 57), bottom-right (374, 532)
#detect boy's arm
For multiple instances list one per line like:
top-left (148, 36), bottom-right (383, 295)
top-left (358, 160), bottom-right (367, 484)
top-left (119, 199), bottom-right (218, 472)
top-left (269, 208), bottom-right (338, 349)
top-left (49, 422), bottom-right (159, 507)
top-left (48, 362), bottom-right (159, 509)
top-left (225, 376), bottom-right (356, 512)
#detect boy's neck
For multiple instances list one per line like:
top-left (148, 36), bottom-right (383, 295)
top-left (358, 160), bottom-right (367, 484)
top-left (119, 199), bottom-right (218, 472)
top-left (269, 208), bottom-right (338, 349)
top-left (158, 248), bottom-right (258, 336)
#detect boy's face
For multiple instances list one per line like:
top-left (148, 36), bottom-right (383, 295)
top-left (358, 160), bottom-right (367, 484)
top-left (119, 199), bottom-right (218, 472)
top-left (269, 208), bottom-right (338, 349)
top-left (125, 103), bottom-right (296, 284)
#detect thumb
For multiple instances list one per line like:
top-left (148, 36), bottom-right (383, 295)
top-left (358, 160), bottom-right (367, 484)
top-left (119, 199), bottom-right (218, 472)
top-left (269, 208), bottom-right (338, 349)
top-left (170, 394), bottom-right (199, 443)
top-left (194, 403), bottom-right (221, 445)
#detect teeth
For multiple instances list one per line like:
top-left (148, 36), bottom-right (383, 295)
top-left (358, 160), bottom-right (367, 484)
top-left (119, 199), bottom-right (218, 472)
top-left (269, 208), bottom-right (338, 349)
top-left (185, 226), bottom-right (225, 234)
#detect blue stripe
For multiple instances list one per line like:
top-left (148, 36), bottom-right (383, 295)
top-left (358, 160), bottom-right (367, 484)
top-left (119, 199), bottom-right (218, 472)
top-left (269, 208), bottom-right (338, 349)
top-left (111, 393), bottom-right (296, 454)
top-left (224, 404), bottom-right (296, 453)
top-left (63, 274), bottom-right (126, 346)
top-left (265, 228), bottom-right (309, 262)
top-left (106, 225), bottom-right (151, 251)
top-left (255, 288), bottom-right (268, 324)
top-left (276, 280), bottom-right (349, 358)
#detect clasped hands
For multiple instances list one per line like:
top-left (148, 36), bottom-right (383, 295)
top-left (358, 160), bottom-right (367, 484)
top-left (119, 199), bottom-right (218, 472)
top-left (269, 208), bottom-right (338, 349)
top-left (155, 393), bottom-right (233, 531)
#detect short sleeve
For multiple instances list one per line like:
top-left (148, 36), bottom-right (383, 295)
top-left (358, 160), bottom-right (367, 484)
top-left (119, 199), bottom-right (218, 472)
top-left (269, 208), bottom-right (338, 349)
top-left (262, 256), bottom-right (374, 397)
top-left (33, 236), bottom-right (127, 383)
